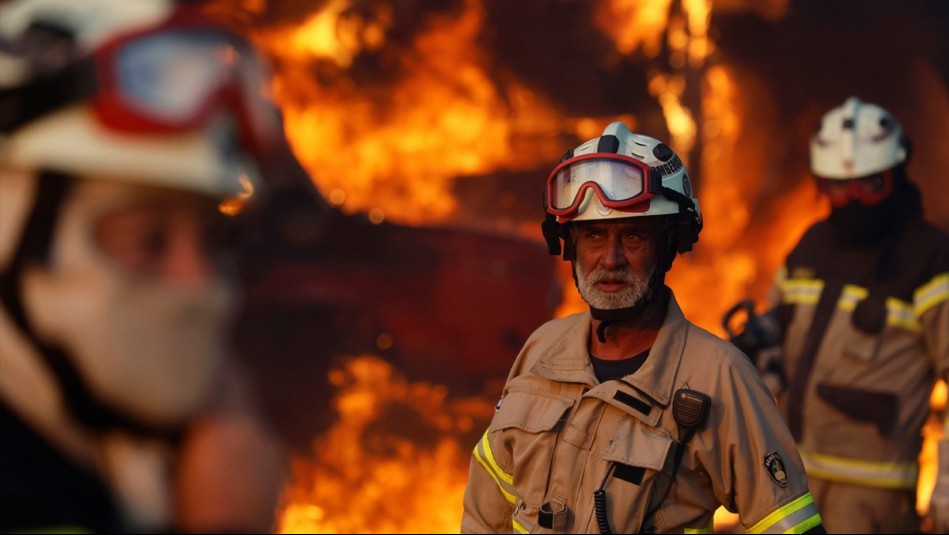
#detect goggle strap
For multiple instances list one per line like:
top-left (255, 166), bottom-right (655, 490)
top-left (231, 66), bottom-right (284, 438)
top-left (648, 168), bottom-right (662, 195)
top-left (659, 185), bottom-right (693, 211)
top-left (659, 186), bottom-right (701, 253)
top-left (0, 170), bottom-right (184, 443)
top-left (0, 56), bottom-right (97, 133)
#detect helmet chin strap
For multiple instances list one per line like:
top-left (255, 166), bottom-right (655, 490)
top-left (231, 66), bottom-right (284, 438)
top-left (0, 171), bottom-right (183, 442)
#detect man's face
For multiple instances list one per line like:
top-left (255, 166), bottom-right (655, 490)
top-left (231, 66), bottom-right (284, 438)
top-left (16, 177), bottom-right (239, 424)
top-left (573, 218), bottom-right (660, 310)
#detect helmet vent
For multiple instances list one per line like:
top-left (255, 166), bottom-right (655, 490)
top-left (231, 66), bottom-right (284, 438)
top-left (597, 134), bottom-right (620, 154)
top-left (842, 118), bottom-right (855, 129)
top-left (653, 143), bottom-right (674, 161)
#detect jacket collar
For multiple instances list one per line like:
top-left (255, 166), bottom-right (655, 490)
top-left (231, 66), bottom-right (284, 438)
top-left (531, 288), bottom-right (690, 408)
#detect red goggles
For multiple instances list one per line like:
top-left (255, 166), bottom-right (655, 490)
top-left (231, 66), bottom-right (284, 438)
top-left (818, 171), bottom-right (893, 208)
top-left (0, 8), bottom-right (281, 156)
top-left (545, 153), bottom-right (657, 218)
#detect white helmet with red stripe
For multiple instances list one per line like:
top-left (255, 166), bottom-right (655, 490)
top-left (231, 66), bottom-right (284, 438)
top-left (542, 121), bottom-right (702, 263)
top-left (810, 96), bottom-right (908, 180)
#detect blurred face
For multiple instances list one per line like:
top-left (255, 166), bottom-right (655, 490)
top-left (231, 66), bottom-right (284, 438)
top-left (573, 218), bottom-right (660, 310)
top-left (20, 177), bottom-right (239, 425)
top-left (817, 170), bottom-right (894, 208)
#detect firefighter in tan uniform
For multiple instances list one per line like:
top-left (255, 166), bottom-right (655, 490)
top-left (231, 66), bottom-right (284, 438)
top-left (757, 97), bottom-right (949, 533)
top-left (461, 122), bottom-right (825, 534)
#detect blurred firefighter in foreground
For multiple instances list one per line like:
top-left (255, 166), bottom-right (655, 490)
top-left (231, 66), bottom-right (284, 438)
top-left (730, 96), bottom-right (949, 533)
top-left (0, 0), bottom-right (288, 532)
top-left (461, 122), bottom-right (825, 533)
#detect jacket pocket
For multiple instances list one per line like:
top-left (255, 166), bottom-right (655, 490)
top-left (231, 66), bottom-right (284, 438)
top-left (494, 390), bottom-right (573, 433)
top-left (492, 390), bottom-right (574, 513)
top-left (816, 382), bottom-right (898, 436)
top-left (595, 419), bottom-right (676, 533)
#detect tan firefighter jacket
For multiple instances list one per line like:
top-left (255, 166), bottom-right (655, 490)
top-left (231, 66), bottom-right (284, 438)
top-left (462, 291), bottom-right (822, 534)
top-left (769, 217), bottom-right (949, 489)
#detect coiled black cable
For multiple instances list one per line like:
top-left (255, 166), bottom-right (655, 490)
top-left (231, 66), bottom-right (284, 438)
top-left (593, 464), bottom-right (615, 534)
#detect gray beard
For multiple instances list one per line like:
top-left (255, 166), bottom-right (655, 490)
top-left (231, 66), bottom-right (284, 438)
top-left (576, 260), bottom-right (654, 310)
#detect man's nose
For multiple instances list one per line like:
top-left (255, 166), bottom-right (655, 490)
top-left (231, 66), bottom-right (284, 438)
top-left (164, 231), bottom-right (214, 283)
top-left (600, 234), bottom-right (627, 269)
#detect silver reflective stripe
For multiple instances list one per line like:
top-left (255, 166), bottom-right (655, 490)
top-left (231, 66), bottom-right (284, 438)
top-left (780, 279), bottom-right (823, 305)
top-left (915, 273), bottom-right (949, 316)
top-left (747, 492), bottom-right (822, 534)
top-left (473, 430), bottom-right (516, 504)
top-left (886, 297), bottom-right (919, 331)
top-left (837, 284), bottom-right (868, 311)
top-left (801, 450), bottom-right (917, 489)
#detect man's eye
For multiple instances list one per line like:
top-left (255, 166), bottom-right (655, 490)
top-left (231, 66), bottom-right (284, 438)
top-left (581, 229), bottom-right (602, 239)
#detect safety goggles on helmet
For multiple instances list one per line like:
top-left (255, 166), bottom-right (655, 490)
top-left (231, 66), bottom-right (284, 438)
top-left (546, 153), bottom-right (657, 219)
top-left (0, 8), bottom-right (281, 155)
top-left (818, 170), bottom-right (893, 208)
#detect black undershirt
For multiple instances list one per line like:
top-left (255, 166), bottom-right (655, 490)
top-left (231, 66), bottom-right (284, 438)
top-left (590, 349), bottom-right (650, 383)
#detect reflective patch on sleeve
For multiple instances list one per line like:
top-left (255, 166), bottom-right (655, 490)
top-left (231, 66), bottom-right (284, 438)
top-left (801, 450), bottom-right (917, 489)
top-left (746, 492), bottom-right (822, 534)
top-left (837, 284), bottom-right (868, 311)
top-left (915, 273), bottom-right (949, 317)
top-left (779, 278), bottom-right (823, 305)
top-left (886, 297), bottom-right (920, 331)
top-left (763, 452), bottom-right (788, 487)
top-left (473, 429), bottom-right (516, 505)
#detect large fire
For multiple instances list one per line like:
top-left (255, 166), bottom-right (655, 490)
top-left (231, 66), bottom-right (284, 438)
top-left (204, 0), bottom-right (947, 532)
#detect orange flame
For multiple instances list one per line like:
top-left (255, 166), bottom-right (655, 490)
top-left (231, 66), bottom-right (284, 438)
top-left (250, 0), bottom-right (565, 227)
top-left (277, 355), bottom-right (494, 534)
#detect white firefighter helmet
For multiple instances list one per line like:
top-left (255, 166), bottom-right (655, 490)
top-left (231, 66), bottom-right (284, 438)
top-left (810, 96), bottom-right (908, 180)
top-left (0, 0), bottom-right (278, 435)
top-left (542, 121), bottom-right (702, 259)
top-left (0, 0), bottom-right (280, 196)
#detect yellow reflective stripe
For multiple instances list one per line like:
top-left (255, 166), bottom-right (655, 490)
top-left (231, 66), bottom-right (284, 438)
top-left (684, 518), bottom-right (713, 533)
top-left (513, 518), bottom-right (528, 533)
top-left (801, 450), bottom-right (917, 489)
top-left (886, 297), bottom-right (920, 331)
top-left (837, 284), bottom-right (868, 311)
top-left (916, 273), bottom-right (949, 317)
top-left (473, 430), bottom-right (516, 504)
top-left (780, 279), bottom-right (823, 305)
top-left (746, 492), bottom-right (821, 534)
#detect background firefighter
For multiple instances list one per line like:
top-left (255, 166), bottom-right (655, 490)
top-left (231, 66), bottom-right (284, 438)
top-left (738, 96), bottom-right (949, 533)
